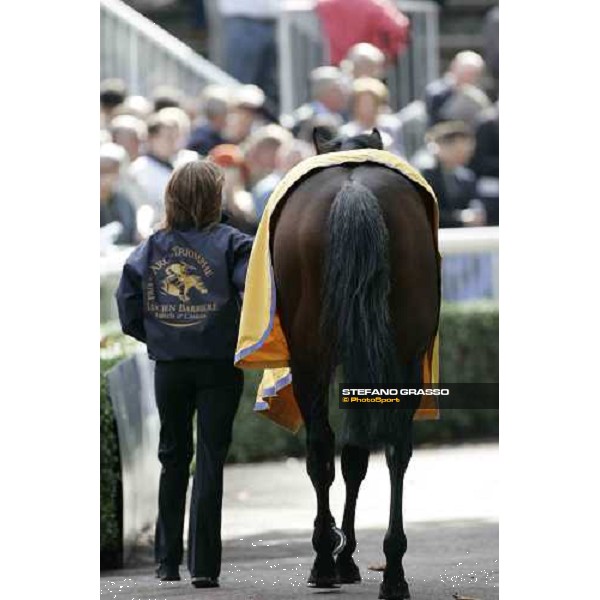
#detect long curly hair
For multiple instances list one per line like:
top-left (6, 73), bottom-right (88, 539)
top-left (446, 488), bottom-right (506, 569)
top-left (163, 159), bottom-right (224, 230)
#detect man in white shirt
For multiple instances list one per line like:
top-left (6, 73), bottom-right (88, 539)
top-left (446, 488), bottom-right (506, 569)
top-left (129, 108), bottom-right (198, 225)
top-left (128, 112), bottom-right (179, 228)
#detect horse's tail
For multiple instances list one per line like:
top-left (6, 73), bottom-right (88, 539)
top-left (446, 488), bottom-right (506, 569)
top-left (321, 177), bottom-right (410, 448)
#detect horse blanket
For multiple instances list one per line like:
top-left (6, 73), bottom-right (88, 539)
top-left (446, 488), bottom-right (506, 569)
top-left (234, 149), bottom-right (441, 432)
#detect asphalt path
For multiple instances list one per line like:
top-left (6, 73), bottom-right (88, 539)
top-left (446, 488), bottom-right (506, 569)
top-left (101, 443), bottom-right (499, 599)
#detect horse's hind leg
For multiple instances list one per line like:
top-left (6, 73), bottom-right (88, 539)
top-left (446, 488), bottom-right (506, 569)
top-left (379, 357), bottom-right (422, 600)
top-left (335, 444), bottom-right (370, 583)
top-left (379, 434), bottom-right (414, 600)
top-left (292, 361), bottom-right (342, 588)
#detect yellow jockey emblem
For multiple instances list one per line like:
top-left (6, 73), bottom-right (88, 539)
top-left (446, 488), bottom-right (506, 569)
top-left (161, 263), bottom-right (208, 302)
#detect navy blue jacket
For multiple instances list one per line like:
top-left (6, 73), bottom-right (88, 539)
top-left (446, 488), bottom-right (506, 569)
top-left (116, 224), bottom-right (253, 361)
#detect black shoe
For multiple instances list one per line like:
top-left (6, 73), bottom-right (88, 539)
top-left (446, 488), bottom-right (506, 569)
top-left (191, 576), bottom-right (219, 588)
top-left (155, 564), bottom-right (180, 581)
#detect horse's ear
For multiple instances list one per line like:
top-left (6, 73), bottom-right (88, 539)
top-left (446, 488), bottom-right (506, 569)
top-left (370, 128), bottom-right (384, 150)
top-left (313, 126), bottom-right (336, 154)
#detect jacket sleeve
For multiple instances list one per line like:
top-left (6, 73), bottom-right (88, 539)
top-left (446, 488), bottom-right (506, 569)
top-left (115, 245), bottom-right (147, 343)
top-left (229, 230), bottom-right (254, 294)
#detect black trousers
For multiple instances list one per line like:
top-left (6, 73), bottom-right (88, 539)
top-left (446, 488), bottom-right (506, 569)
top-left (153, 359), bottom-right (243, 578)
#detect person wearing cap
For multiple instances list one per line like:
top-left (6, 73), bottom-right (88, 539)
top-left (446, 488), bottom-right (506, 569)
top-left (340, 77), bottom-right (405, 156)
top-left (225, 84), bottom-right (268, 145)
top-left (418, 121), bottom-right (484, 228)
top-left (116, 159), bottom-right (253, 589)
top-left (187, 85), bottom-right (231, 156)
top-left (100, 143), bottom-right (138, 245)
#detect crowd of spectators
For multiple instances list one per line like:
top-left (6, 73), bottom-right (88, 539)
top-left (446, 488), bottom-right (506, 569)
top-left (100, 4), bottom-right (499, 249)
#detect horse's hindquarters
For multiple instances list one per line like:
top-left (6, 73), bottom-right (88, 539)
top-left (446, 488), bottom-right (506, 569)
top-left (272, 167), bottom-right (350, 364)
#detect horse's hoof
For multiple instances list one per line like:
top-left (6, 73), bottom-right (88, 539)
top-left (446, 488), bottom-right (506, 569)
top-left (335, 555), bottom-right (362, 584)
top-left (307, 567), bottom-right (340, 588)
top-left (378, 579), bottom-right (411, 600)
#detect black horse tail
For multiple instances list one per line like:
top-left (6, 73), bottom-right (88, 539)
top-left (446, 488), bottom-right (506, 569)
top-left (321, 178), bottom-right (413, 448)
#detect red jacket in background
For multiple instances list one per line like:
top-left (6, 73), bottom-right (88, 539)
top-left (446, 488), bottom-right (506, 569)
top-left (316, 0), bottom-right (410, 65)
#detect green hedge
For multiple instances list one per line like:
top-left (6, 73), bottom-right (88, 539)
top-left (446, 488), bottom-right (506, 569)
top-left (100, 302), bottom-right (498, 561)
top-left (439, 301), bottom-right (499, 383)
top-left (411, 301), bottom-right (499, 445)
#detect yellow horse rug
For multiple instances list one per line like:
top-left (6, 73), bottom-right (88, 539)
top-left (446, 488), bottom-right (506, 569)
top-left (234, 149), bottom-right (441, 433)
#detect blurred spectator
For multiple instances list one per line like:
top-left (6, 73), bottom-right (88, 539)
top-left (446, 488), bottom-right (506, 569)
top-left (470, 103), bottom-right (499, 179)
top-left (470, 103), bottom-right (499, 225)
top-left (316, 0), bottom-right (410, 65)
top-left (284, 66), bottom-right (349, 138)
top-left (115, 95), bottom-right (153, 120)
top-left (341, 43), bottom-right (386, 80)
top-left (129, 112), bottom-right (179, 225)
top-left (438, 84), bottom-right (491, 130)
top-left (158, 107), bottom-right (199, 165)
top-left (100, 78), bottom-right (127, 126)
top-left (151, 85), bottom-right (183, 111)
top-left (108, 115), bottom-right (150, 210)
top-left (100, 129), bottom-right (111, 145)
top-left (219, 0), bottom-right (279, 108)
top-left (425, 51), bottom-right (489, 127)
top-left (225, 85), bottom-right (268, 144)
top-left (340, 77), bottom-right (404, 156)
top-left (110, 115), bottom-right (148, 162)
top-left (100, 143), bottom-right (138, 245)
top-left (294, 113), bottom-right (343, 146)
top-left (418, 122), bottom-right (485, 228)
top-left (396, 100), bottom-right (428, 162)
top-left (252, 139), bottom-right (314, 219)
top-left (187, 85), bottom-right (231, 155)
top-left (209, 144), bottom-right (257, 234)
top-left (483, 6), bottom-right (499, 92)
top-left (243, 124), bottom-right (293, 186)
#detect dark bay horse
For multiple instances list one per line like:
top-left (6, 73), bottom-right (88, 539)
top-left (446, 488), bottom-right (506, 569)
top-left (270, 128), bottom-right (440, 600)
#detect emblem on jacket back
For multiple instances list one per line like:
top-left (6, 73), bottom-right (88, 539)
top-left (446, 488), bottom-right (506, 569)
top-left (146, 245), bottom-right (217, 327)
top-left (161, 263), bottom-right (208, 302)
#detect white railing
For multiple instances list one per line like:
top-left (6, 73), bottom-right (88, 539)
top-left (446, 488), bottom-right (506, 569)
top-left (439, 227), bottom-right (499, 302)
top-left (100, 0), bottom-right (240, 98)
top-left (439, 226), bottom-right (499, 255)
top-left (278, 0), bottom-right (439, 116)
top-left (100, 226), bottom-right (498, 322)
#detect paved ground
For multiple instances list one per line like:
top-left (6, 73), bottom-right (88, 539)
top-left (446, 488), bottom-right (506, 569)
top-left (101, 443), bottom-right (498, 599)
